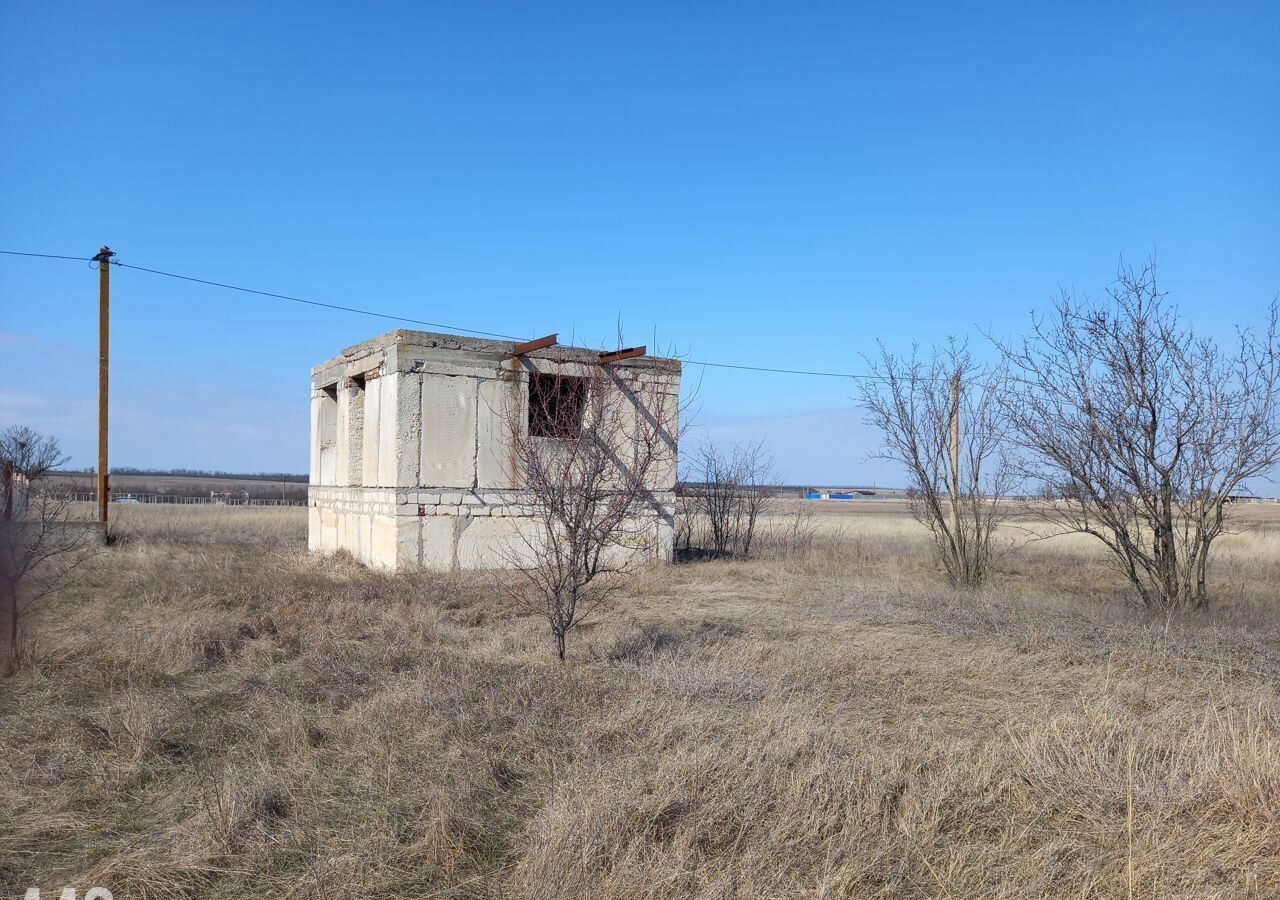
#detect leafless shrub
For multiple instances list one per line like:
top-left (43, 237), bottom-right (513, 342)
top-left (673, 485), bottom-right (698, 554)
top-left (1, 427), bottom-right (94, 674)
top-left (996, 261), bottom-right (1280, 612)
top-left (685, 439), bottom-right (779, 558)
top-left (859, 339), bottom-right (1014, 587)
top-left (771, 504), bottom-right (820, 558)
top-left (499, 359), bottom-right (681, 660)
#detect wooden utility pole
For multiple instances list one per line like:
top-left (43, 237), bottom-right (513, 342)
top-left (949, 371), bottom-right (962, 542)
top-left (93, 246), bottom-right (115, 525)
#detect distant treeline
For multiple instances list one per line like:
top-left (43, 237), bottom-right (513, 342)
top-left (61, 467), bottom-right (309, 483)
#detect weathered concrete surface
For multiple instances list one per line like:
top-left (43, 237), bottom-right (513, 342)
top-left (420, 373), bottom-right (477, 488)
top-left (456, 516), bottom-right (543, 570)
top-left (309, 330), bottom-right (682, 573)
top-left (419, 516), bottom-right (457, 570)
top-left (477, 375), bottom-right (522, 489)
top-left (362, 376), bottom-right (383, 488)
top-left (377, 375), bottom-right (398, 488)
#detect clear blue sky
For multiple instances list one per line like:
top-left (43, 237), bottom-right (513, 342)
top-left (2, 1), bottom-right (1277, 484)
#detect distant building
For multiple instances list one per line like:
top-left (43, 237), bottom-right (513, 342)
top-left (803, 488), bottom-right (876, 500)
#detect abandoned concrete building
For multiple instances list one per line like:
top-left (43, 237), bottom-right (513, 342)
top-left (308, 329), bottom-right (681, 572)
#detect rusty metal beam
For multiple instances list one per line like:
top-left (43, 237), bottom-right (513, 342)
top-left (599, 345), bottom-right (646, 364)
top-left (512, 333), bottom-right (557, 356)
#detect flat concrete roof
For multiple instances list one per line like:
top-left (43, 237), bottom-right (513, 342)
top-left (312, 329), bottom-right (682, 377)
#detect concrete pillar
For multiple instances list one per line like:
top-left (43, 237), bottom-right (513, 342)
top-left (362, 376), bottom-right (382, 487)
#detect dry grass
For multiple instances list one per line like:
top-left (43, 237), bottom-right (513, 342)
top-left (3, 503), bottom-right (1279, 898)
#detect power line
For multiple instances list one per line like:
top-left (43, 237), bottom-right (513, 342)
top-left (684, 359), bottom-right (883, 380)
top-left (3, 248), bottom-right (1276, 415)
top-left (113, 261), bottom-right (526, 341)
top-left (3, 247), bottom-right (894, 378)
top-left (0, 249), bottom-right (94, 261)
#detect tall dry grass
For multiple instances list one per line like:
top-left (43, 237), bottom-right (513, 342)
top-left (2, 503), bottom-right (1278, 898)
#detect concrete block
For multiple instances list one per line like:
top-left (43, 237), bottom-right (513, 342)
top-left (363, 376), bottom-right (382, 487)
top-left (440, 491), bottom-right (463, 505)
top-left (396, 517), bottom-right (421, 570)
top-left (477, 376), bottom-right (523, 489)
top-left (317, 507), bottom-right (339, 554)
top-left (456, 516), bottom-right (544, 570)
top-left (378, 373), bottom-right (398, 487)
top-left (420, 373), bottom-right (478, 488)
top-left (405, 346), bottom-right (508, 378)
top-left (335, 388), bottom-right (351, 486)
top-left (359, 512), bottom-right (374, 564)
top-left (396, 372), bottom-right (421, 487)
top-left (345, 381), bottom-right (365, 486)
top-left (336, 509), bottom-right (349, 553)
top-left (341, 354), bottom-right (384, 379)
top-left (655, 519), bottom-right (674, 562)
top-left (309, 396), bottom-right (322, 485)
top-left (420, 516), bottom-right (457, 571)
top-left (370, 515), bottom-right (399, 570)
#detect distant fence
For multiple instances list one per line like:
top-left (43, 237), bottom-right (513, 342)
top-left (55, 492), bottom-right (306, 508)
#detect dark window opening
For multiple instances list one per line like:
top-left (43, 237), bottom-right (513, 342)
top-left (529, 372), bottom-right (587, 438)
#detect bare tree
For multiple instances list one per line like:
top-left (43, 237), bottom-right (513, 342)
top-left (736, 441), bottom-right (779, 558)
top-left (0, 425), bottom-right (69, 481)
top-left (499, 359), bottom-right (681, 661)
top-left (686, 439), bottom-right (778, 558)
top-left (860, 339), bottom-right (1013, 587)
top-left (996, 262), bottom-right (1280, 611)
top-left (1, 427), bottom-right (93, 675)
top-left (690, 441), bottom-right (741, 557)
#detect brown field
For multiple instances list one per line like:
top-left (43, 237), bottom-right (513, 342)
top-left (3, 501), bottom-right (1279, 898)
